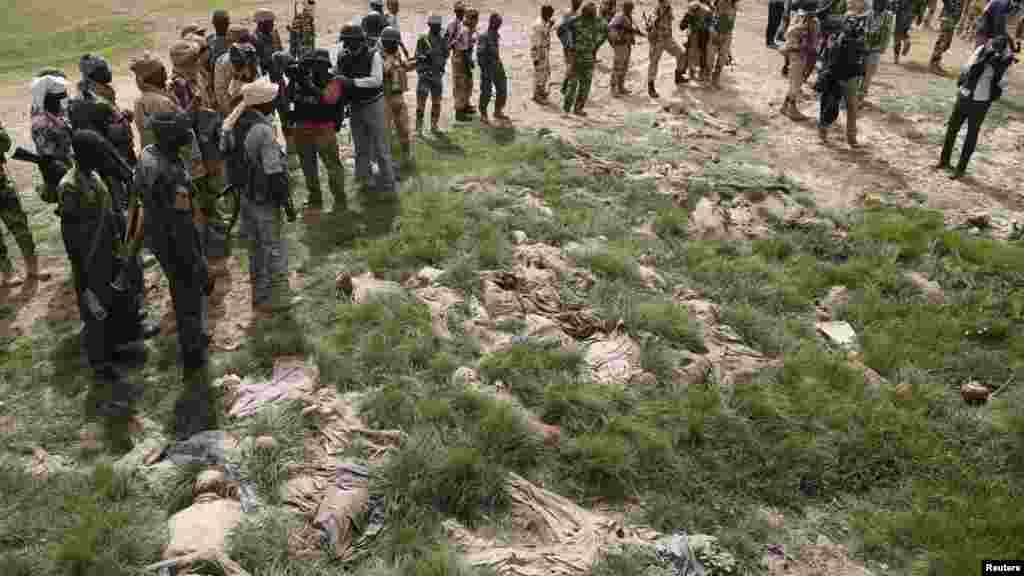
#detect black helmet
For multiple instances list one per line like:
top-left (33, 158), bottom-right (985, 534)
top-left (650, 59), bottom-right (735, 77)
top-left (381, 26), bottom-right (401, 49)
top-left (149, 111), bottom-right (193, 150)
top-left (362, 12), bottom-right (387, 37)
top-left (338, 23), bottom-right (366, 42)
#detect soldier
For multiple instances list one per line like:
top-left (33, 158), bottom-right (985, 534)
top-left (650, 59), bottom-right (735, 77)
top-left (817, 0), bottom-right (869, 147)
top-left (531, 5), bottom-right (556, 104)
top-left (30, 76), bottom-right (74, 205)
top-left (363, 10), bottom-right (388, 47)
top-left (451, 8), bottom-right (480, 120)
top-left (893, 0), bottom-right (916, 62)
top-left (416, 15), bottom-right (449, 134)
top-left (382, 27), bottom-right (415, 170)
top-left (609, 1), bottom-right (643, 96)
top-left (253, 10), bottom-right (284, 76)
top-left (707, 0), bottom-right (740, 89)
top-left (337, 24), bottom-right (397, 195)
top-left (60, 131), bottom-right (155, 415)
top-left (861, 0), bottom-right (894, 102)
top-left (207, 10), bottom-right (232, 70)
top-left (69, 54), bottom-right (137, 210)
top-left (214, 27), bottom-right (255, 115)
top-left (780, 0), bottom-right (819, 119)
top-left (478, 13), bottom-right (510, 124)
top-left (597, 0), bottom-right (618, 55)
top-left (288, 0), bottom-right (317, 60)
top-left (128, 113), bottom-right (213, 437)
top-left (291, 49), bottom-right (346, 210)
top-left (447, 1), bottom-right (466, 48)
top-left (222, 78), bottom-right (293, 316)
top-left (558, 0), bottom-right (584, 96)
top-left (1, 121), bottom-right (48, 285)
top-left (930, 0), bottom-right (964, 74)
top-left (647, 0), bottom-right (687, 97)
top-left (680, 0), bottom-right (714, 83)
top-left (564, 2), bottom-right (607, 115)
top-left (385, 0), bottom-right (411, 59)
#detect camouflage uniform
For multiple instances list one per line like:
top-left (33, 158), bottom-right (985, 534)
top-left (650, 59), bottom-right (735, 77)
top-left (648, 2), bottom-right (686, 85)
top-left (530, 17), bottom-right (555, 101)
top-left (608, 11), bottom-right (639, 94)
top-left (564, 13), bottom-right (607, 113)
top-left (0, 123), bottom-right (36, 278)
top-left (383, 51), bottom-right (413, 162)
top-left (30, 110), bottom-right (74, 203)
top-left (681, 1), bottom-right (713, 81)
top-left (558, 7), bottom-right (581, 95)
top-left (708, 0), bottom-right (739, 87)
top-left (931, 0), bottom-right (963, 67)
top-left (416, 29), bottom-right (448, 131)
top-left (451, 12), bottom-right (479, 116)
top-left (288, 7), bottom-right (317, 59)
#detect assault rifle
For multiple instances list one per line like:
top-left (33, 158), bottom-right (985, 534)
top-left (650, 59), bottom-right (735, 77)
top-left (11, 146), bottom-right (66, 203)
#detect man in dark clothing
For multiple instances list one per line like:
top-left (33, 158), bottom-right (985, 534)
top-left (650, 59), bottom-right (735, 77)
top-left (253, 9), bottom-right (284, 75)
top-left (129, 112), bottom-right (213, 437)
top-left (937, 35), bottom-right (1014, 177)
top-left (478, 13), bottom-right (510, 123)
top-left (816, 0), bottom-right (869, 147)
top-left (416, 14), bottom-right (449, 133)
top-left (290, 49), bottom-right (346, 210)
top-left (769, 0), bottom-right (787, 47)
top-left (60, 131), bottom-right (154, 415)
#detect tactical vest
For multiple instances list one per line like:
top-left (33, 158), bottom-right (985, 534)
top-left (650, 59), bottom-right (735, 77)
top-left (208, 34), bottom-right (230, 69)
top-left (339, 48), bottom-right (384, 105)
top-left (243, 118), bottom-right (282, 204)
top-left (291, 85), bottom-right (340, 124)
top-left (227, 110), bottom-right (263, 191)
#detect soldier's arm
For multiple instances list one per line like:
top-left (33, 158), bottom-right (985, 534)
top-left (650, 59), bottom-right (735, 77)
top-left (123, 155), bottom-right (155, 258)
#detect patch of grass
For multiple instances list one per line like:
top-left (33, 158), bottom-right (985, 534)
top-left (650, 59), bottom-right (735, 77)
top-left (326, 292), bottom-right (440, 391)
top-left (652, 206), bottom-right (690, 240)
top-left (479, 340), bottom-right (585, 408)
top-left (241, 401), bottom-right (309, 505)
top-left (378, 434), bottom-right (509, 529)
top-left (570, 243), bottom-right (642, 283)
top-left (629, 298), bottom-right (706, 353)
top-left (228, 509), bottom-right (334, 576)
top-left (0, 462), bottom-right (165, 575)
top-left (588, 545), bottom-right (665, 576)
top-left (0, 17), bottom-right (149, 78)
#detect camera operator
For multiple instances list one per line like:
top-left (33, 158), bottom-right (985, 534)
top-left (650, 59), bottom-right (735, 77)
top-left (936, 35), bottom-right (1016, 178)
top-left (287, 49), bottom-right (347, 210)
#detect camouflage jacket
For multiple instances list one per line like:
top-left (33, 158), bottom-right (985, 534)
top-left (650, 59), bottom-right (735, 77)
top-left (574, 16), bottom-right (608, 62)
top-left (31, 112), bottom-right (73, 164)
top-left (416, 32), bottom-right (449, 78)
top-left (57, 168), bottom-right (114, 221)
top-left (650, 3), bottom-right (676, 41)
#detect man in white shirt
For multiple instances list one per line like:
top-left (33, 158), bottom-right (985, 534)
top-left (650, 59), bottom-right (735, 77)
top-left (936, 35), bottom-right (1014, 178)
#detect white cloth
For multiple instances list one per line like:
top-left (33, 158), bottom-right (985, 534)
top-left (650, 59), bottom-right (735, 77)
top-left (353, 51), bottom-right (384, 88)
top-left (242, 76), bottom-right (279, 106)
top-left (31, 76), bottom-right (69, 116)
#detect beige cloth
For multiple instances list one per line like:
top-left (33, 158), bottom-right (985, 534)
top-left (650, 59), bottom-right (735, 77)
top-left (241, 76), bottom-right (278, 106)
top-left (214, 52), bottom-right (235, 115)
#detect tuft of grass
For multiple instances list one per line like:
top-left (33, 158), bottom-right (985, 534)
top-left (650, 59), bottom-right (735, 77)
top-left (326, 292), bottom-right (439, 391)
top-left (629, 298), bottom-right (706, 353)
top-left (570, 243), bottom-right (642, 283)
top-left (588, 545), bottom-right (666, 576)
top-left (479, 340), bottom-right (585, 408)
top-left (0, 17), bottom-right (149, 78)
top-left (241, 401), bottom-right (309, 505)
top-left (228, 509), bottom-right (334, 576)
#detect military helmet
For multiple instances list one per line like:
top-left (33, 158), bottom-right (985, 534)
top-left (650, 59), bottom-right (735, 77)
top-left (381, 26), bottom-right (401, 48)
top-left (338, 23), bottom-right (367, 42)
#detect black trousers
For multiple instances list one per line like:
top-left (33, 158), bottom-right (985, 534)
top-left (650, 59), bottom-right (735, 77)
top-left (940, 97), bottom-right (992, 172)
top-left (768, 3), bottom-right (786, 46)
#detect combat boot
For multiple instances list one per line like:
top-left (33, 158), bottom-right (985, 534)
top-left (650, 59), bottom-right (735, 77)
top-left (648, 81), bottom-right (660, 98)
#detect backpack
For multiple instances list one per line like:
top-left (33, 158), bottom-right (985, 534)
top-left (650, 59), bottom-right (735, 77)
top-left (825, 17), bottom-right (867, 80)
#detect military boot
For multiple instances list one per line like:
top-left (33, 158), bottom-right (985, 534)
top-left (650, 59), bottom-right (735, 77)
top-left (648, 81), bottom-right (659, 98)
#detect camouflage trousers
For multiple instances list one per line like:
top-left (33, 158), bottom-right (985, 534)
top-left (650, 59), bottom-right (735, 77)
top-left (708, 32), bottom-right (734, 78)
top-left (648, 38), bottom-right (685, 82)
top-left (562, 48), bottom-right (576, 94)
top-left (240, 195), bottom-right (289, 311)
top-left (0, 176), bottom-right (34, 275)
top-left (293, 125), bottom-right (345, 208)
top-left (534, 52), bottom-right (551, 100)
top-left (452, 51), bottom-right (474, 112)
top-left (564, 60), bottom-right (595, 113)
top-left (931, 16), bottom-right (959, 62)
top-left (385, 94), bottom-right (412, 161)
top-left (611, 44), bottom-right (632, 89)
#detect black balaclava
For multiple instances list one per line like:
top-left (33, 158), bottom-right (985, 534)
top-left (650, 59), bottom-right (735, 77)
top-left (44, 90), bottom-right (67, 116)
top-left (542, 5), bottom-right (555, 21)
top-left (150, 112), bottom-right (193, 153)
